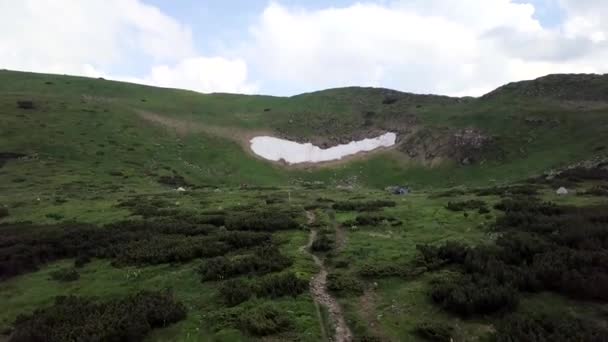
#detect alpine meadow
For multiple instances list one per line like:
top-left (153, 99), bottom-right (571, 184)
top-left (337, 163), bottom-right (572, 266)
top-left (1, 68), bottom-right (608, 341)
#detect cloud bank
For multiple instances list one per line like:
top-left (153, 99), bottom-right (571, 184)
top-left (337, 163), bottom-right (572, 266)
top-left (1, 0), bottom-right (607, 96)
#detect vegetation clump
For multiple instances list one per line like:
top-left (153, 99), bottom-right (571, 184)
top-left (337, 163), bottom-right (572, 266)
top-left (0, 219), bottom-right (271, 279)
top-left (0, 207), bottom-right (8, 219)
top-left (225, 209), bottom-right (300, 231)
top-left (445, 200), bottom-right (488, 212)
top-left (327, 272), bottom-right (364, 296)
top-left (199, 245), bottom-right (292, 281)
top-left (10, 290), bottom-right (186, 342)
top-left (239, 303), bottom-right (291, 336)
top-left (217, 273), bottom-right (307, 306)
top-left (495, 313), bottom-right (608, 342)
top-left (16, 100), bottom-right (35, 109)
top-left (414, 321), bottom-right (454, 342)
top-left (49, 268), bottom-right (79, 282)
top-left (157, 174), bottom-right (190, 187)
top-left (418, 197), bottom-right (608, 317)
top-left (311, 232), bottom-right (334, 252)
top-left (332, 200), bottom-right (396, 212)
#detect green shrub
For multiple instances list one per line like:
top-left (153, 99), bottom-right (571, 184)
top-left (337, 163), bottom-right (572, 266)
top-left (10, 290), bottom-right (186, 342)
top-left (354, 214), bottom-right (400, 226)
top-left (49, 268), bottom-right (79, 282)
top-left (311, 233), bottom-right (334, 252)
top-left (225, 209), bottom-right (300, 231)
top-left (327, 272), bottom-right (364, 296)
top-left (0, 207), bottom-right (8, 218)
top-left (157, 174), bottom-right (190, 187)
top-left (45, 212), bottom-right (64, 220)
top-left (332, 200), bottom-right (396, 212)
top-left (495, 313), bottom-right (608, 342)
top-left (414, 321), bottom-right (454, 341)
top-left (219, 279), bottom-right (253, 306)
top-left (430, 275), bottom-right (518, 316)
top-left (254, 272), bottom-right (308, 298)
top-left (445, 200), bottom-right (487, 212)
top-left (239, 303), bottom-right (291, 336)
top-left (74, 254), bottom-right (91, 268)
top-left (199, 245), bottom-right (292, 281)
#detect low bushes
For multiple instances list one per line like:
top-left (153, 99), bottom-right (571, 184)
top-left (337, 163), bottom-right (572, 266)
top-left (430, 274), bottom-right (518, 316)
top-left (419, 196), bottom-right (608, 318)
top-left (10, 290), bottom-right (186, 342)
top-left (49, 268), bottom-right (79, 282)
top-left (311, 233), bottom-right (334, 252)
top-left (255, 272), bottom-right (308, 299)
top-left (218, 272), bottom-right (308, 306)
top-left (327, 272), bottom-right (364, 296)
top-left (582, 185), bottom-right (608, 197)
top-left (157, 174), bottom-right (190, 187)
top-left (414, 321), bottom-right (454, 342)
top-left (557, 167), bottom-right (608, 182)
top-left (240, 303), bottom-right (291, 336)
top-left (475, 184), bottom-right (539, 197)
top-left (349, 214), bottom-right (401, 226)
top-left (0, 219), bottom-right (271, 279)
top-left (219, 279), bottom-right (253, 306)
top-left (199, 245), bottom-right (292, 281)
top-left (445, 200), bottom-right (488, 212)
top-left (495, 313), bottom-right (608, 342)
top-left (332, 200), bottom-right (396, 212)
top-left (225, 209), bottom-right (300, 231)
top-left (16, 100), bottom-right (35, 109)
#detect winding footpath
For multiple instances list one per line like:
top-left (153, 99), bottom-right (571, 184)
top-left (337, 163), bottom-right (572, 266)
top-left (304, 211), bottom-right (353, 342)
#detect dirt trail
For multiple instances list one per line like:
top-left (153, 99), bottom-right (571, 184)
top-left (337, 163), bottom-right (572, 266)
top-left (304, 211), bottom-right (353, 342)
top-left (360, 289), bottom-right (392, 341)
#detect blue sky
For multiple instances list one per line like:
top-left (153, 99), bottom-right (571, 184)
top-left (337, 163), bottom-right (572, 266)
top-left (1, 0), bottom-right (606, 96)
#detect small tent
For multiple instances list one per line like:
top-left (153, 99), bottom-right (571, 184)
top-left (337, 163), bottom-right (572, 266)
top-left (556, 187), bottom-right (568, 196)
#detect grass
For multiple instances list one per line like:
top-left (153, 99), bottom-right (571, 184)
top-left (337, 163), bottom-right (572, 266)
top-left (2, 182), bottom-right (608, 340)
top-left (1, 70), bottom-right (608, 340)
top-left (2, 70), bottom-right (607, 192)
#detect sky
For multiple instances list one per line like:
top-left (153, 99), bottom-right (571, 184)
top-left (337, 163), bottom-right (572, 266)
top-left (1, 0), bottom-right (607, 96)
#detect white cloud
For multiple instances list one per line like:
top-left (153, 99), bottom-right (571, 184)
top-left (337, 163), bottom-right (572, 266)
top-left (1, 0), bottom-right (607, 96)
top-left (126, 57), bottom-right (257, 94)
top-left (243, 1), bottom-right (608, 96)
top-left (0, 0), bottom-right (255, 94)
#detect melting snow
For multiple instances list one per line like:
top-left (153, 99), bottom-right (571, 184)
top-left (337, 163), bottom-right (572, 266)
top-left (250, 132), bottom-right (397, 164)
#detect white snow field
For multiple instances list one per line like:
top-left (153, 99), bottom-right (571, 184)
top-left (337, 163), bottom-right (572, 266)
top-left (250, 132), bottom-right (397, 164)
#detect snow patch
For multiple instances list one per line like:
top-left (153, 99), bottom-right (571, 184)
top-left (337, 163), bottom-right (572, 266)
top-left (250, 132), bottom-right (397, 164)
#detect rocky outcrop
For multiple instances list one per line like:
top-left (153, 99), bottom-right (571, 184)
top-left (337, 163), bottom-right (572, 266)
top-left (400, 128), bottom-right (498, 165)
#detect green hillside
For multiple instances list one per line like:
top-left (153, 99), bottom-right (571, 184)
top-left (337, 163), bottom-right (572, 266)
top-left (2, 70), bottom-right (607, 194)
top-left (1, 70), bottom-right (608, 341)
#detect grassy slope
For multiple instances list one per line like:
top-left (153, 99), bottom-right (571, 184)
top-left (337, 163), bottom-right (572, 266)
top-left (2, 70), bottom-right (607, 194)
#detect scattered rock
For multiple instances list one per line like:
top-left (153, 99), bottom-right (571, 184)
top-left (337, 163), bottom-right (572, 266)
top-left (556, 187), bottom-right (569, 196)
